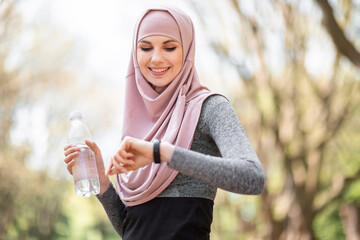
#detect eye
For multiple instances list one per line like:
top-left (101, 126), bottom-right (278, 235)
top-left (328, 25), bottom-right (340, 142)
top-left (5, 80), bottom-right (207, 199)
top-left (165, 47), bottom-right (176, 52)
top-left (141, 47), bottom-right (152, 52)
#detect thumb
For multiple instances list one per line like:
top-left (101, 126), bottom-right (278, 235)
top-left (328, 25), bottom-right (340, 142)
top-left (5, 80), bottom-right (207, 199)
top-left (85, 139), bottom-right (101, 155)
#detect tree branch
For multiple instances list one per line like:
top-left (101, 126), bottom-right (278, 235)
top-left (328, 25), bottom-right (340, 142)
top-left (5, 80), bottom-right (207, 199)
top-left (315, 171), bottom-right (360, 214)
top-left (316, 0), bottom-right (360, 68)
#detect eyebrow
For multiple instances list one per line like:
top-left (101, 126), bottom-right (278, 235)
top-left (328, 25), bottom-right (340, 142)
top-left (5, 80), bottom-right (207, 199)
top-left (138, 39), bottom-right (178, 44)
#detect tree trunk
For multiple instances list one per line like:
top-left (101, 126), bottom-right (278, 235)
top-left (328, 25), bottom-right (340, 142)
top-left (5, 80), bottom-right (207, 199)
top-left (340, 204), bottom-right (360, 240)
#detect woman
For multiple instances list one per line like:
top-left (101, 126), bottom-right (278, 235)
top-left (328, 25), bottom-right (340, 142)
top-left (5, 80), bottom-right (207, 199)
top-left (64, 6), bottom-right (265, 240)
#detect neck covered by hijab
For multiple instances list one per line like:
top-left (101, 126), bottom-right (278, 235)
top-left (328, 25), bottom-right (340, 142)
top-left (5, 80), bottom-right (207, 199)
top-left (115, 6), bottom-right (217, 206)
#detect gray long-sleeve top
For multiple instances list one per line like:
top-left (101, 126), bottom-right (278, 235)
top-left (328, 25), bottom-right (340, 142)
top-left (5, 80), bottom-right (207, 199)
top-left (97, 95), bottom-right (265, 236)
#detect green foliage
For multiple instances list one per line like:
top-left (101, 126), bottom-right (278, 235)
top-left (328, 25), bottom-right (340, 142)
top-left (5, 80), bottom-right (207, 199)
top-left (0, 147), bottom-right (69, 240)
top-left (344, 179), bottom-right (360, 204)
top-left (313, 202), bottom-right (346, 240)
top-left (0, 152), bottom-right (120, 240)
top-left (211, 190), bottom-right (264, 240)
top-left (59, 183), bottom-right (119, 240)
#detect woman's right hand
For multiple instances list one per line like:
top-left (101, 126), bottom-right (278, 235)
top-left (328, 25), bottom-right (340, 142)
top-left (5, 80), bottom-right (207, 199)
top-left (64, 140), bottom-right (110, 195)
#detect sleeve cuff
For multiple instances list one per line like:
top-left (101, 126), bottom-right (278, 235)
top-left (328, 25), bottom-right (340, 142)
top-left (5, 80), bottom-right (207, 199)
top-left (96, 182), bottom-right (116, 201)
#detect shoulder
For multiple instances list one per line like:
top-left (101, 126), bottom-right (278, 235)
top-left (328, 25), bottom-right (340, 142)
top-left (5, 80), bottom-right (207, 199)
top-left (197, 94), bottom-right (237, 131)
top-left (203, 94), bottom-right (229, 107)
top-left (201, 94), bottom-right (230, 116)
top-left (200, 94), bottom-right (233, 120)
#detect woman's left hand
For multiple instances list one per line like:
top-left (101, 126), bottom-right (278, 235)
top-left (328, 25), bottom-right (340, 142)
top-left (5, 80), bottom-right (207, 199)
top-left (106, 136), bottom-right (154, 175)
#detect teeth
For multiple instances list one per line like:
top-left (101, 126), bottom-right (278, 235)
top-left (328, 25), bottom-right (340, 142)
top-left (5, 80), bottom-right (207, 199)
top-left (151, 68), bottom-right (168, 72)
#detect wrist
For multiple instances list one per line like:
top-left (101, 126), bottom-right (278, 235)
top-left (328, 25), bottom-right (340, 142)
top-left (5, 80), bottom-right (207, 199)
top-left (99, 175), bottom-right (110, 195)
top-left (159, 142), bottom-right (175, 163)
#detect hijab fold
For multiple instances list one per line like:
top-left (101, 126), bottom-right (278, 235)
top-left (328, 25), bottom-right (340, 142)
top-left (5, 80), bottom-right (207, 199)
top-left (115, 6), bottom-right (216, 206)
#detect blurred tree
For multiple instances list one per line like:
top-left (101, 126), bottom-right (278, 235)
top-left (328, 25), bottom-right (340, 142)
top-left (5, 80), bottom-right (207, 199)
top-left (190, 0), bottom-right (360, 239)
top-left (0, 0), bottom-right (118, 239)
top-left (0, 1), bottom-right (75, 239)
top-left (316, 0), bottom-right (360, 67)
top-left (0, 1), bottom-right (67, 239)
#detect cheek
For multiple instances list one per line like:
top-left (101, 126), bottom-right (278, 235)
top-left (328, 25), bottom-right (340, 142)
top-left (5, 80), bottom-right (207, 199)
top-left (171, 52), bottom-right (183, 73)
top-left (175, 59), bottom-right (183, 74)
top-left (136, 52), bottom-right (148, 69)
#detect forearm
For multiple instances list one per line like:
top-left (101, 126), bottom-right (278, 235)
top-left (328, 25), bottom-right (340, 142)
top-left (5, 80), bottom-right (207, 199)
top-left (97, 182), bottom-right (126, 237)
top-left (165, 95), bottom-right (265, 195)
top-left (168, 146), bottom-right (265, 195)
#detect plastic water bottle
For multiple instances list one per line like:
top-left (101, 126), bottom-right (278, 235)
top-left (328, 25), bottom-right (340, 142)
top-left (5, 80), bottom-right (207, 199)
top-left (68, 111), bottom-right (100, 197)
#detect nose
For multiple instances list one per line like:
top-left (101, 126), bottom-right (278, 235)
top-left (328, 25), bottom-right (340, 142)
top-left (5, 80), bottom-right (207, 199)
top-left (151, 49), bottom-right (163, 64)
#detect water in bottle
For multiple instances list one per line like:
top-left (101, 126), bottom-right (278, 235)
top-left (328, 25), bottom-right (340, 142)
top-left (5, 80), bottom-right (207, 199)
top-left (68, 111), bottom-right (100, 197)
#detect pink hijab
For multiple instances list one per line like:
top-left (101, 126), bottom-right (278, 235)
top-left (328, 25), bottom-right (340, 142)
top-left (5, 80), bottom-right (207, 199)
top-left (115, 6), bottom-right (216, 206)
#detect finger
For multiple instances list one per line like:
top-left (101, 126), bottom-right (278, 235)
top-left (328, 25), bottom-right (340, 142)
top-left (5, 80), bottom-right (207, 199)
top-left (124, 138), bottom-right (133, 151)
top-left (111, 157), bottom-right (129, 173)
top-left (113, 153), bottom-right (135, 166)
top-left (118, 149), bottom-right (134, 159)
top-left (67, 160), bottom-right (75, 175)
top-left (64, 151), bottom-right (79, 164)
top-left (64, 144), bottom-right (73, 151)
top-left (85, 139), bottom-right (101, 155)
top-left (107, 165), bottom-right (128, 175)
top-left (64, 146), bottom-right (80, 157)
top-left (107, 168), bottom-right (120, 175)
top-left (120, 136), bottom-right (134, 152)
top-left (116, 138), bottom-right (134, 163)
top-left (107, 167), bottom-right (128, 175)
top-left (105, 158), bottom-right (114, 175)
top-left (117, 150), bottom-right (135, 164)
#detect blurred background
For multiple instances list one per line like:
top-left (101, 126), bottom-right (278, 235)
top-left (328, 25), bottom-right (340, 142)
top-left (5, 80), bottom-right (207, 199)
top-left (1, 0), bottom-right (360, 239)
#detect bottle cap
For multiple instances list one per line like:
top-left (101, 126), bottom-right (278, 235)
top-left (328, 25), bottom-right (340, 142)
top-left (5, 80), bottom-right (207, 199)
top-left (69, 111), bottom-right (82, 121)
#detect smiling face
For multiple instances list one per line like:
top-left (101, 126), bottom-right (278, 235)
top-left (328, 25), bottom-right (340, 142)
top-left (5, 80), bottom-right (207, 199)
top-left (136, 35), bottom-right (183, 88)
